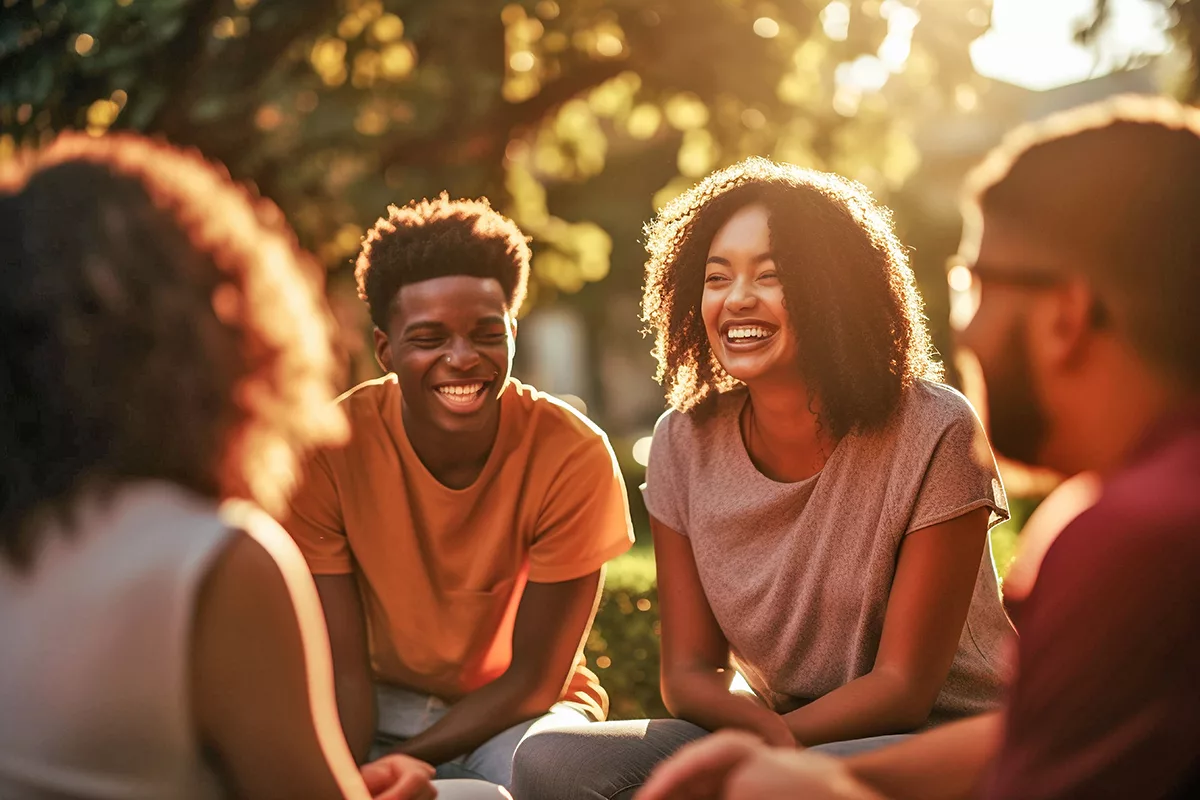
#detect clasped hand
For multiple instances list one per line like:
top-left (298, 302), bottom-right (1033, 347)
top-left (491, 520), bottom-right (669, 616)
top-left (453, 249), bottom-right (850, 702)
top-left (636, 730), bottom-right (883, 800)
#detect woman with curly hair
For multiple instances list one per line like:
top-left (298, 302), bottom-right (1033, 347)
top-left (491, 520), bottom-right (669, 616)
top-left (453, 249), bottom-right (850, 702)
top-left (513, 158), bottom-right (1012, 799)
top-left (0, 134), bottom-right (504, 800)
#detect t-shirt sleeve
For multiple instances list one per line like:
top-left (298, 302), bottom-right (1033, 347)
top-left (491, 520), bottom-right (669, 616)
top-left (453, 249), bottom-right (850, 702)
top-left (641, 409), bottom-right (690, 534)
top-left (982, 508), bottom-right (1200, 800)
top-left (279, 449), bottom-right (354, 575)
top-left (528, 435), bottom-right (635, 584)
top-left (906, 392), bottom-right (1009, 535)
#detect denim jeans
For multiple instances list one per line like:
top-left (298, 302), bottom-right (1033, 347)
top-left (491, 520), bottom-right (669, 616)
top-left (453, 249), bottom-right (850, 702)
top-left (510, 718), bottom-right (910, 800)
top-left (369, 684), bottom-right (593, 789)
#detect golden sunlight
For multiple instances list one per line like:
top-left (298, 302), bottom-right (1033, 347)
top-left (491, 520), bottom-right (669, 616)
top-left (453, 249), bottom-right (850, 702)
top-left (971, 0), bottom-right (1171, 90)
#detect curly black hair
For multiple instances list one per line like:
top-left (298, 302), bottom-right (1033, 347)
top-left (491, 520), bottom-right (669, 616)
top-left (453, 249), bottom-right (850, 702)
top-left (642, 157), bottom-right (941, 439)
top-left (966, 95), bottom-right (1200, 387)
top-left (355, 193), bottom-right (531, 329)
top-left (0, 133), bottom-right (347, 568)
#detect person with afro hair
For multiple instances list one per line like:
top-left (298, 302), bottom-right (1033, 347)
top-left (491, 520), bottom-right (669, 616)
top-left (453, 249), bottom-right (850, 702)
top-left (512, 158), bottom-right (1015, 799)
top-left (281, 194), bottom-right (634, 790)
top-left (0, 133), bottom-right (511, 799)
top-left (635, 95), bottom-right (1200, 800)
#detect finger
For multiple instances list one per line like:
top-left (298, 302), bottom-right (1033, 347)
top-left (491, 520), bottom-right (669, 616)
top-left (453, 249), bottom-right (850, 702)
top-left (638, 732), bottom-right (763, 800)
top-left (390, 771), bottom-right (436, 800)
top-left (411, 780), bottom-right (438, 800)
top-left (360, 761), bottom-right (399, 795)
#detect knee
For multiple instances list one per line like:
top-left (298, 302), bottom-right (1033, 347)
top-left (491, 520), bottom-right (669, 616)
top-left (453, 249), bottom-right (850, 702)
top-left (512, 729), bottom-right (610, 800)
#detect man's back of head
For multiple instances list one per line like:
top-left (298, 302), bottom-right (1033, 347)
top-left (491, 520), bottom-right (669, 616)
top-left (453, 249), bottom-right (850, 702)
top-left (965, 95), bottom-right (1200, 391)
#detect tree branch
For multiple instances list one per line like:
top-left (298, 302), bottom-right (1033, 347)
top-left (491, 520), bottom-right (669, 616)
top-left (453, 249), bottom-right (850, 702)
top-left (378, 57), bottom-right (628, 169)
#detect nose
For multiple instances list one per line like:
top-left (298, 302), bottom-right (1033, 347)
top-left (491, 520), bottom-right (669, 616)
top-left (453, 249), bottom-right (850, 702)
top-left (445, 336), bottom-right (481, 371)
top-left (725, 275), bottom-right (758, 313)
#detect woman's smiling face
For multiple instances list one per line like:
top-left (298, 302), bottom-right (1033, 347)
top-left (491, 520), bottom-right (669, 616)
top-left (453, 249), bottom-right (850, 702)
top-left (701, 203), bottom-right (799, 384)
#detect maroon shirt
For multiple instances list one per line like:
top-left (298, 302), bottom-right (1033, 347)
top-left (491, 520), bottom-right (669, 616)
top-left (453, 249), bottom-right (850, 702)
top-left (984, 410), bottom-right (1200, 800)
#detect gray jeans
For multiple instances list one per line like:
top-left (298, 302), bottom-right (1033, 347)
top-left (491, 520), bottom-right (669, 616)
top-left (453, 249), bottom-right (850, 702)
top-left (511, 718), bottom-right (910, 800)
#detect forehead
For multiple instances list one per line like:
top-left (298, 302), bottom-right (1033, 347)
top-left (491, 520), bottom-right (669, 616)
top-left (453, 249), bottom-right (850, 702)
top-left (708, 203), bottom-right (771, 255)
top-left (390, 275), bottom-right (509, 325)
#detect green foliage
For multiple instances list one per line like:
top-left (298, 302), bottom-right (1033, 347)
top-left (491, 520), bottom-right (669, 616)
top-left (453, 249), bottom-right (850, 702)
top-left (587, 547), bottom-right (665, 720)
top-left (0, 0), bottom-right (992, 308)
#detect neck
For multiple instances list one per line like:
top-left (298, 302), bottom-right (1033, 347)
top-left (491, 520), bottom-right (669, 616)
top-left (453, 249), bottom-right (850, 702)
top-left (1048, 356), bottom-right (1193, 476)
top-left (746, 381), bottom-right (824, 443)
top-left (743, 378), bottom-right (835, 482)
top-left (401, 402), bottom-right (500, 489)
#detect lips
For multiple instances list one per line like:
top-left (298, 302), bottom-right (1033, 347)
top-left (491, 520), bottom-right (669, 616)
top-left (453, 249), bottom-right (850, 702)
top-left (431, 378), bottom-right (493, 414)
top-left (720, 319), bottom-right (779, 347)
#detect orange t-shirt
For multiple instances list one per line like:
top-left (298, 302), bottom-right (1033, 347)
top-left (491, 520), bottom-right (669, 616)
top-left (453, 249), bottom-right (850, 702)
top-left (283, 375), bottom-right (634, 720)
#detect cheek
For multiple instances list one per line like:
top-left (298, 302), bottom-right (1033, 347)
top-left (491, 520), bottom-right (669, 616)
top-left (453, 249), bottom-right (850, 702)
top-left (701, 290), bottom-right (723, 334)
top-left (961, 302), bottom-right (1010, 363)
top-left (393, 350), bottom-right (437, 385)
top-left (765, 287), bottom-right (789, 321)
top-left (482, 338), bottom-right (513, 366)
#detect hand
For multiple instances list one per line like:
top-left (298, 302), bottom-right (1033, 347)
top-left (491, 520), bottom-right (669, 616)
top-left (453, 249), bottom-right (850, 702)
top-left (752, 706), bottom-right (798, 748)
top-left (360, 754), bottom-right (437, 800)
top-left (637, 731), bottom-right (770, 800)
top-left (725, 749), bottom-right (885, 800)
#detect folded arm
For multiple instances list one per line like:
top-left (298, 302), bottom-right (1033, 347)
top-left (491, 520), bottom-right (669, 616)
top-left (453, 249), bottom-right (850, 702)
top-left (392, 569), bottom-right (604, 765)
top-left (784, 508), bottom-right (992, 745)
top-left (653, 515), bottom-right (795, 746)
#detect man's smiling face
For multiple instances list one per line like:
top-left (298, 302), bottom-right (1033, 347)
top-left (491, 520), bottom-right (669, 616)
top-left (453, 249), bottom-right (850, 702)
top-left (376, 275), bottom-right (515, 436)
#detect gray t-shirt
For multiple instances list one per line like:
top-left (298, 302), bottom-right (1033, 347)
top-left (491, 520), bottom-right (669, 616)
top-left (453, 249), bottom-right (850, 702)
top-left (643, 380), bottom-right (1012, 725)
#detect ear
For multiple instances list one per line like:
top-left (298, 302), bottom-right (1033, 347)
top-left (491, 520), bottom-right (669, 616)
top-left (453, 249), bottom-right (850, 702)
top-left (1036, 279), bottom-right (1096, 371)
top-left (373, 328), bottom-right (393, 374)
top-left (509, 316), bottom-right (518, 342)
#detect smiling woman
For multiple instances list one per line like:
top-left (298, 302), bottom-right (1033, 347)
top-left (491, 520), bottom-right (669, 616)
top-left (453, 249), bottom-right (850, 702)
top-left (643, 156), bottom-right (941, 439)
top-left (511, 158), bottom-right (1012, 800)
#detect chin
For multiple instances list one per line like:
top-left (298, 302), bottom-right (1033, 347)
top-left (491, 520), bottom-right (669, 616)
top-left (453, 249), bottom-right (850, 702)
top-left (431, 405), bottom-right (499, 435)
top-left (721, 357), bottom-right (788, 386)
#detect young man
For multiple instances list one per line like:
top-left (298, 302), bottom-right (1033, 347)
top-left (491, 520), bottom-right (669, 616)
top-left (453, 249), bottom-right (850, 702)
top-left (638, 95), bottom-right (1200, 800)
top-left (282, 195), bottom-right (634, 789)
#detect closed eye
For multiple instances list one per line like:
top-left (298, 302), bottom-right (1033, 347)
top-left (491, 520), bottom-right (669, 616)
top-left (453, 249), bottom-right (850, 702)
top-left (705, 273), bottom-right (730, 284)
top-left (475, 330), bottom-right (508, 343)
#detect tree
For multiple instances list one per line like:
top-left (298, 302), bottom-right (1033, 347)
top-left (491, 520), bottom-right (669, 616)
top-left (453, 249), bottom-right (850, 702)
top-left (1088, 0), bottom-right (1200, 100)
top-left (2, 0), bottom-right (989, 292)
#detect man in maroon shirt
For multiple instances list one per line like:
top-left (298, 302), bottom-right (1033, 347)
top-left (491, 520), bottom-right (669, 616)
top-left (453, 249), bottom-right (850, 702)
top-left (636, 95), bottom-right (1200, 800)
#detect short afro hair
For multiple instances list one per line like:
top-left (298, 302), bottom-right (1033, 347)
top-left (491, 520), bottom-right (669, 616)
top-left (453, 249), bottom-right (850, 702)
top-left (355, 193), bottom-right (531, 329)
top-left (965, 94), bottom-right (1200, 388)
top-left (643, 157), bottom-right (941, 439)
top-left (0, 133), bottom-right (347, 568)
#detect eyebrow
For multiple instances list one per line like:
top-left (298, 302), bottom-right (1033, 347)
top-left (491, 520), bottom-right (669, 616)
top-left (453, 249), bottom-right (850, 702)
top-left (705, 253), bottom-right (776, 266)
top-left (401, 315), bottom-right (508, 336)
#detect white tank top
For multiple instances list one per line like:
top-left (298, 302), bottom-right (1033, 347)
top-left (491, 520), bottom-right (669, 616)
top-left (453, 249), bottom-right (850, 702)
top-left (0, 482), bottom-right (233, 799)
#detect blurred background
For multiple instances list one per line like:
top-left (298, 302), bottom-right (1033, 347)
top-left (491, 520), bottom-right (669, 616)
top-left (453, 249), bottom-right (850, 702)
top-left (3, 0), bottom-right (1197, 717)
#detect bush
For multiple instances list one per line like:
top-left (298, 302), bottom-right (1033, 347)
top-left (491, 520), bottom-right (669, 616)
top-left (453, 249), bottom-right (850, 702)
top-left (588, 546), bottom-right (667, 720)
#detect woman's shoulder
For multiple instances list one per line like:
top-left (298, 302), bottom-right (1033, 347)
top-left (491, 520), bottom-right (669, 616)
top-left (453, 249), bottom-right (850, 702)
top-left (892, 379), bottom-right (983, 436)
top-left (652, 389), bottom-right (744, 447)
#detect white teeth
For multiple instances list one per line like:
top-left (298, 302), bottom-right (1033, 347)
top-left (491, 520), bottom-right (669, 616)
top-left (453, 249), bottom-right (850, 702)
top-left (436, 382), bottom-right (484, 400)
top-left (726, 326), bottom-right (773, 340)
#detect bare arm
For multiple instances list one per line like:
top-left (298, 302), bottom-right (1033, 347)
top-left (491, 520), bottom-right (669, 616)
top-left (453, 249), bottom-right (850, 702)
top-left (784, 508), bottom-right (992, 745)
top-left (653, 515), bottom-right (795, 746)
top-left (191, 528), bottom-right (369, 800)
top-left (392, 569), bottom-right (604, 765)
top-left (845, 711), bottom-right (1002, 800)
top-left (314, 574), bottom-right (377, 763)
